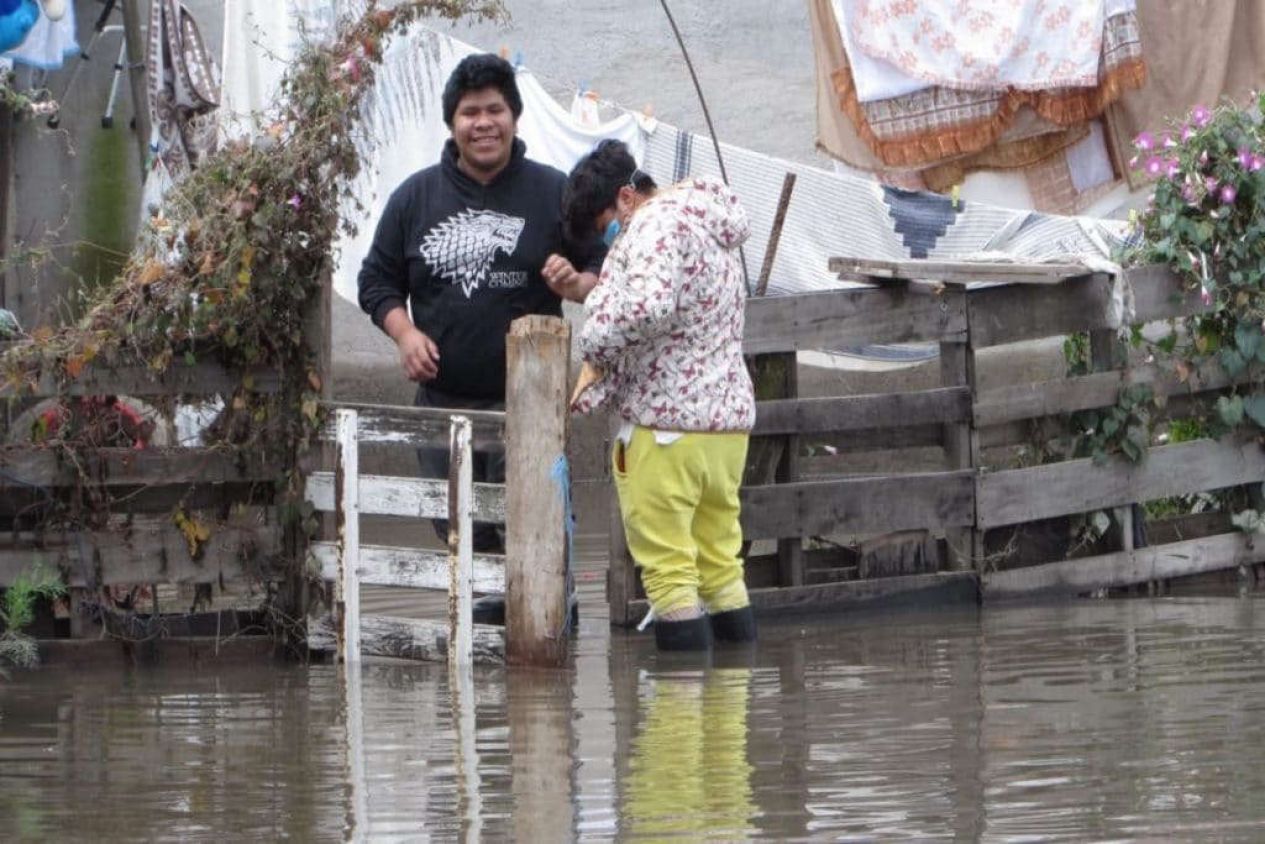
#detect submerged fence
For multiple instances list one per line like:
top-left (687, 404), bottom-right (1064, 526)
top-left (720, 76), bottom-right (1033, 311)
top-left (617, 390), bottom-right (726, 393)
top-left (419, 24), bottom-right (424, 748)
top-left (607, 263), bottom-right (1261, 623)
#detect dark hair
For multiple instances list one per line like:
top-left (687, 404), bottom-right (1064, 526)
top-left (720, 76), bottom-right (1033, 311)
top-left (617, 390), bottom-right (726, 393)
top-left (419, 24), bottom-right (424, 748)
top-left (561, 139), bottom-right (657, 241)
top-left (441, 54), bottom-right (523, 126)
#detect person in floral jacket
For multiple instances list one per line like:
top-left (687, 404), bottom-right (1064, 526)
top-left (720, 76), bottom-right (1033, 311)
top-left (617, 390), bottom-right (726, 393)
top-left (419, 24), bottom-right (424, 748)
top-left (550, 140), bottom-right (756, 651)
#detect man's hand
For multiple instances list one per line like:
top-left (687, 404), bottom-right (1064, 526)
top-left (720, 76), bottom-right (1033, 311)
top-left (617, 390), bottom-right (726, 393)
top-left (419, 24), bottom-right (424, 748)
top-left (543, 254), bottom-right (599, 303)
top-left (382, 307), bottom-right (440, 382)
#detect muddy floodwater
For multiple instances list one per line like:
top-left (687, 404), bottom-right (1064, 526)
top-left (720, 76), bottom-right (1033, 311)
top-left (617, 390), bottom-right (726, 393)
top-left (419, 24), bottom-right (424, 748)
top-left (4, 595), bottom-right (1265, 841)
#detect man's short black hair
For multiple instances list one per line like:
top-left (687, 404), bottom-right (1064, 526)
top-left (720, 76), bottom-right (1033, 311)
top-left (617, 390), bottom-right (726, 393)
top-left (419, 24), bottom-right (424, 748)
top-left (441, 54), bottom-right (523, 126)
top-left (562, 139), bottom-right (656, 242)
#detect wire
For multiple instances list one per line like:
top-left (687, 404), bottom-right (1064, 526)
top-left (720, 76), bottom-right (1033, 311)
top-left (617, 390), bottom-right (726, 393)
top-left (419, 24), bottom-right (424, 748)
top-left (657, 0), bottom-right (752, 292)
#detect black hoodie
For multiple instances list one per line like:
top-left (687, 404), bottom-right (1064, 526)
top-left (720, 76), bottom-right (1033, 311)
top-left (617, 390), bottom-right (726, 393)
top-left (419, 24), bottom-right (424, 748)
top-left (358, 138), bottom-right (601, 400)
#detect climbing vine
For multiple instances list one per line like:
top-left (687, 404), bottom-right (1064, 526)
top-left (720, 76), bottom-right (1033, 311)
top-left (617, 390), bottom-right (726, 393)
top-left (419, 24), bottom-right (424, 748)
top-left (1062, 95), bottom-right (1265, 466)
top-left (0, 2), bottom-right (506, 633)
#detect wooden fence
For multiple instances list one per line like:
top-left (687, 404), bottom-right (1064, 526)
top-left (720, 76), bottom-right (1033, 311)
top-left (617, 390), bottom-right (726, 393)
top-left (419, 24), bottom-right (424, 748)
top-left (304, 315), bottom-right (574, 667)
top-left (608, 263), bottom-right (1261, 624)
top-left (0, 354), bottom-right (294, 639)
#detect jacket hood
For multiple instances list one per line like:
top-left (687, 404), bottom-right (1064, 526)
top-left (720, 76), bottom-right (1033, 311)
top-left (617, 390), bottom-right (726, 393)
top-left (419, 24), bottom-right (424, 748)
top-left (671, 178), bottom-right (750, 251)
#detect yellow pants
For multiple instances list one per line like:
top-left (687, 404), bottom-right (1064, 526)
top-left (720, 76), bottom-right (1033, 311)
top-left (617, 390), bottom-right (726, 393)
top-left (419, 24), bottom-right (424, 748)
top-left (612, 426), bottom-right (750, 616)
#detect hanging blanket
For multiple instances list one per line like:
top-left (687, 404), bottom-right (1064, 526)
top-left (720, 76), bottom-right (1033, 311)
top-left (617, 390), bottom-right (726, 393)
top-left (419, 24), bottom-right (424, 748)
top-left (821, 3), bottom-right (1145, 168)
top-left (144, 0), bottom-right (220, 197)
top-left (847, 0), bottom-right (1107, 93)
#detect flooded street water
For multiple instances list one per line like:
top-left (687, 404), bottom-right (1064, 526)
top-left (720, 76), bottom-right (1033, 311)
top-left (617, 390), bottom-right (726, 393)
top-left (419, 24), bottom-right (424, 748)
top-left (5, 594), bottom-right (1265, 841)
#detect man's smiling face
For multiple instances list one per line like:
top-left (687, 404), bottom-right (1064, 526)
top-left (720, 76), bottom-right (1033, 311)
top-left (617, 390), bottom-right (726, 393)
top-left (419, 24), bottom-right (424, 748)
top-left (451, 87), bottom-right (517, 182)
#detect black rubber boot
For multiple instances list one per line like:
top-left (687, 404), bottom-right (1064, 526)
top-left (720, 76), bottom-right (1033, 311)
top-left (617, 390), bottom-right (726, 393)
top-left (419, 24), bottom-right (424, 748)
top-left (471, 593), bottom-right (580, 628)
top-left (654, 615), bottom-right (713, 652)
top-left (471, 594), bottom-right (505, 626)
top-left (709, 606), bottom-right (757, 644)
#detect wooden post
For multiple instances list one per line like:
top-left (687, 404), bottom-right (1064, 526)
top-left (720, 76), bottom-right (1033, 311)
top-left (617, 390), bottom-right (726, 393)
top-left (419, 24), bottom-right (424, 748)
top-left (773, 355), bottom-right (804, 587)
top-left (941, 289), bottom-right (981, 570)
top-left (120, 0), bottom-right (152, 174)
top-left (1089, 328), bottom-right (1137, 563)
top-left (607, 465), bottom-right (638, 627)
top-left (343, 658), bottom-right (369, 842)
top-left (448, 415), bottom-right (474, 667)
top-left (505, 316), bottom-right (571, 666)
top-left (335, 409), bottom-right (360, 664)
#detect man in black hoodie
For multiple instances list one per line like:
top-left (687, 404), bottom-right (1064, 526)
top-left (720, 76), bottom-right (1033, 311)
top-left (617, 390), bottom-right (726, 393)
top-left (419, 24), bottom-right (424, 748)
top-left (358, 53), bottom-right (602, 557)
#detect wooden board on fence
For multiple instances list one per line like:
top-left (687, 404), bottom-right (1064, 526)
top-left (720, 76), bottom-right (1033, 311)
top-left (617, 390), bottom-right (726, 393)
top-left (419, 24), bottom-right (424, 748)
top-left (740, 470), bottom-right (975, 539)
top-left (305, 472), bottom-right (505, 523)
top-left (754, 387), bottom-right (970, 436)
top-left (743, 285), bottom-right (967, 355)
top-left (0, 362), bottom-right (281, 398)
top-left (626, 571), bottom-right (978, 619)
top-left (311, 542), bottom-right (505, 594)
top-left (969, 265), bottom-right (1206, 348)
top-left (982, 531), bottom-right (1265, 600)
top-left (829, 257), bottom-right (1088, 285)
top-left (318, 402), bottom-right (505, 449)
top-left (0, 511), bottom-right (283, 586)
top-left (307, 612), bottom-right (505, 664)
top-left (977, 438), bottom-right (1265, 529)
top-left (0, 446), bottom-right (282, 487)
top-left (974, 360), bottom-right (1231, 428)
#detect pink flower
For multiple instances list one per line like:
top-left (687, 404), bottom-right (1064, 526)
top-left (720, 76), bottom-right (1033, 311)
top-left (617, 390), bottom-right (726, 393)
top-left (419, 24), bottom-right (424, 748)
top-left (1180, 124), bottom-right (1195, 142)
top-left (1181, 183), bottom-right (1200, 204)
top-left (1166, 158), bottom-right (1180, 178)
top-left (1252, 154), bottom-right (1265, 172)
top-left (1201, 288), bottom-right (1213, 306)
top-left (1133, 131), bottom-right (1155, 151)
top-left (1205, 176), bottom-right (1219, 192)
top-left (1200, 150), bottom-right (1210, 165)
top-left (1237, 147), bottom-right (1253, 168)
top-left (287, 194), bottom-right (303, 209)
top-left (1220, 184), bottom-right (1237, 203)
top-left (1191, 104), bottom-right (1212, 127)
top-left (1128, 154), bottom-right (1139, 170)
top-left (1144, 155), bottom-right (1165, 177)
top-left (1163, 134), bottom-right (1177, 149)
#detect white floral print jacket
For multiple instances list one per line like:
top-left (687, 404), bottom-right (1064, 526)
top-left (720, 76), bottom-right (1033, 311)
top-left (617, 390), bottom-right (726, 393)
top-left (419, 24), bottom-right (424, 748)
top-left (574, 179), bottom-right (756, 433)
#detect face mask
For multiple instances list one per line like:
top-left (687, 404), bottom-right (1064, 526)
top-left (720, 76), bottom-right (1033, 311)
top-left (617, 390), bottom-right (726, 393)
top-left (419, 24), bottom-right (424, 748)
top-left (602, 218), bottom-right (621, 247)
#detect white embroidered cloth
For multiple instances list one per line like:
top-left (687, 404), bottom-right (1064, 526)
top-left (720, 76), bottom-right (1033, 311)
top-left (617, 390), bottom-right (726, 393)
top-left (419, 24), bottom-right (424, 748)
top-left (849, 0), bottom-right (1108, 93)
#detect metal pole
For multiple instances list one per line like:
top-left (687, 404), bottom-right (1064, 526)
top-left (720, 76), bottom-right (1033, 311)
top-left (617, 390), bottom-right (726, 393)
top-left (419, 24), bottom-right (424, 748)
top-left (120, 0), bottom-right (151, 174)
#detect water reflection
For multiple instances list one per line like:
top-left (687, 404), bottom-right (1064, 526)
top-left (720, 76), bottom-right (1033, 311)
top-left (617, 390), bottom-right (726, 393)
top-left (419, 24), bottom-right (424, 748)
top-left (623, 664), bottom-right (755, 840)
top-left (3, 598), bottom-right (1265, 840)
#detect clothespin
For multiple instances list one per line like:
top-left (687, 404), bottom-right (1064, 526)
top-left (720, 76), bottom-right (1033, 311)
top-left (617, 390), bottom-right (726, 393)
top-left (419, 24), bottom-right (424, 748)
top-left (642, 103), bottom-right (654, 119)
top-left (498, 45), bottom-right (509, 59)
top-left (513, 50), bottom-right (524, 68)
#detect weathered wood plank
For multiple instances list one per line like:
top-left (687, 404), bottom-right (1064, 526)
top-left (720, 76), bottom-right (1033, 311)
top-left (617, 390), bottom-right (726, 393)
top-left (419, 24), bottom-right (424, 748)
top-left (982, 532), bottom-right (1265, 600)
top-left (304, 471), bottom-right (505, 522)
top-left (448, 416), bottom-right (475, 668)
top-left (753, 387), bottom-right (971, 436)
top-left (977, 438), bottom-right (1265, 529)
top-left (335, 409), bottom-right (361, 664)
top-left (318, 401), bottom-right (504, 448)
top-left (0, 446), bottom-right (283, 487)
top-left (0, 362), bottom-right (281, 398)
top-left (625, 571), bottom-right (978, 620)
top-left (307, 613), bottom-right (505, 665)
top-left (740, 470), bottom-right (975, 539)
top-left (311, 542), bottom-right (504, 594)
top-left (968, 265), bottom-right (1205, 348)
top-left (743, 285), bottom-right (967, 354)
top-left (802, 424), bottom-right (946, 454)
top-left (505, 316), bottom-right (571, 667)
top-left (830, 256), bottom-right (1088, 285)
top-left (974, 360), bottom-right (1231, 427)
top-left (0, 514), bottom-right (283, 586)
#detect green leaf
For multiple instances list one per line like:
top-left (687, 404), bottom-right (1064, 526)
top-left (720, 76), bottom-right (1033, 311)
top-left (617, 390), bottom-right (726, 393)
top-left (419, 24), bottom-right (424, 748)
top-left (1219, 347), bottom-right (1247, 378)
top-left (1102, 415), bottom-right (1120, 437)
top-left (1124, 424), bottom-right (1149, 462)
top-left (1244, 394), bottom-right (1265, 428)
top-left (1235, 321), bottom-right (1262, 360)
top-left (1217, 394), bottom-right (1245, 427)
